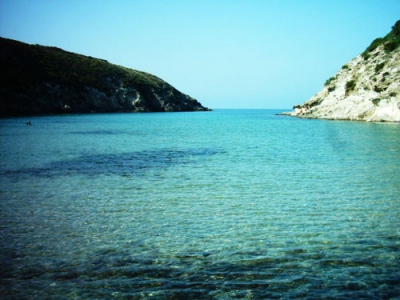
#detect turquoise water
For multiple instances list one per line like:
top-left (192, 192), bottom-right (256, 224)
top-left (0, 109), bottom-right (399, 299)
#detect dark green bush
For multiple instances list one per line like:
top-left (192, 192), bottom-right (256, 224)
top-left (361, 20), bottom-right (400, 58)
top-left (372, 98), bottom-right (381, 106)
top-left (362, 53), bottom-right (370, 60)
top-left (345, 80), bottom-right (356, 95)
top-left (324, 76), bottom-right (335, 86)
top-left (375, 62), bottom-right (385, 73)
top-left (328, 86), bottom-right (336, 92)
top-left (384, 40), bottom-right (399, 52)
top-left (362, 38), bottom-right (384, 59)
top-left (392, 20), bottom-right (400, 37)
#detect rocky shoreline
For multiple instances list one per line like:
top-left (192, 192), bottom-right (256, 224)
top-left (284, 21), bottom-right (400, 123)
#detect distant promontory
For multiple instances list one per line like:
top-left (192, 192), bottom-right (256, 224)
top-left (0, 37), bottom-right (210, 116)
top-left (284, 20), bottom-right (400, 122)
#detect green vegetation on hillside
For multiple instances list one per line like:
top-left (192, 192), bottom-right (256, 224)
top-left (375, 62), bottom-right (385, 73)
top-left (362, 20), bottom-right (400, 59)
top-left (324, 76), bottom-right (336, 86)
top-left (345, 79), bottom-right (356, 95)
top-left (0, 37), bottom-right (208, 115)
top-left (0, 37), bottom-right (161, 96)
top-left (324, 76), bottom-right (336, 92)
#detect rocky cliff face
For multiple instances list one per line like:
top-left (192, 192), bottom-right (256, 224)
top-left (0, 37), bottom-right (210, 116)
top-left (286, 21), bottom-right (400, 122)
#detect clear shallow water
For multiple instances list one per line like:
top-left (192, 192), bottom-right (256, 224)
top-left (0, 109), bottom-right (399, 299)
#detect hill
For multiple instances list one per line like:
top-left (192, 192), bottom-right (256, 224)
top-left (0, 37), bottom-right (210, 116)
top-left (285, 20), bottom-right (400, 122)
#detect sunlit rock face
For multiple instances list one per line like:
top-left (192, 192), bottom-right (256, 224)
top-left (287, 21), bottom-right (400, 122)
top-left (0, 37), bottom-right (210, 116)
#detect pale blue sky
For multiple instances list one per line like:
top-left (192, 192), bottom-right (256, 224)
top-left (1, 0), bottom-right (399, 109)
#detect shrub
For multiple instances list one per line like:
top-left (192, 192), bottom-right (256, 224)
top-left (383, 20), bottom-right (400, 52)
top-left (375, 62), bottom-right (385, 73)
top-left (372, 98), bottom-right (380, 106)
top-left (384, 41), bottom-right (397, 52)
top-left (362, 20), bottom-right (400, 58)
top-left (392, 20), bottom-right (400, 37)
top-left (342, 64), bottom-right (349, 70)
top-left (324, 76), bottom-right (335, 86)
top-left (367, 38), bottom-right (384, 52)
top-left (362, 53), bottom-right (370, 60)
top-left (345, 80), bottom-right (356, 95)
top-left (328, 86), bottom-right (336, 92)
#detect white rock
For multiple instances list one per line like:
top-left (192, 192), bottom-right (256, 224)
top-left (288, 46), bottom-right (400, 122)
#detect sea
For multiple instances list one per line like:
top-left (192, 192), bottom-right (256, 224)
top-left (0, 109), bottom-right (399, 299)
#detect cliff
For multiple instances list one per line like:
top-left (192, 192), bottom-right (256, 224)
top-left (286, 20), bottom-right (400, 122)
top-left (0, 37), bottom-right (210, 116)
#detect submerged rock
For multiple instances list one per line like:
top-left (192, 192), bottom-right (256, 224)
top-left (285, 20), bottom-right (400, 122)
top-left (0, 37), bottom-right (210, 116)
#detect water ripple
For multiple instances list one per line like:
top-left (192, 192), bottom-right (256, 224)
top-left (1, 110), bottom-right (399, 299)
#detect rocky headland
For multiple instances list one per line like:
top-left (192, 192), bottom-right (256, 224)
top-left (285, 20), bottom-right (400, 122)
top-left (0, 37), bottom-right (210, 116)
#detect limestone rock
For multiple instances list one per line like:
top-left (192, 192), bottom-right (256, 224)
top-left (286, 21), bottom-right (400, 122)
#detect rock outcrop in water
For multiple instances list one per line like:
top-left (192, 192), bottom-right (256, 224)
top-left (285, 20), bottom-right (400, 122)
top-left (0, 37), bottom-right (210, 116)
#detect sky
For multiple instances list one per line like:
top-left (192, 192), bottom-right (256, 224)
top-left (0, 1), bottom-right (399, 109)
